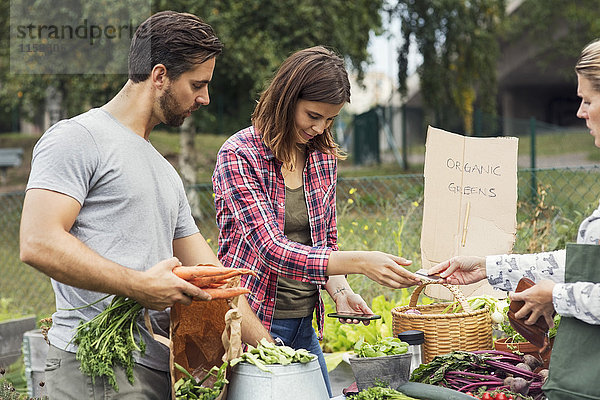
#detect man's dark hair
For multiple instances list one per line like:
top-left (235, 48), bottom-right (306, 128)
top-left (128, 11), bottom-right (223, 82)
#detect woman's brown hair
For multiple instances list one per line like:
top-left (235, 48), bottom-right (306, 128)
top-left (252, 46), bottom-right (351, 166)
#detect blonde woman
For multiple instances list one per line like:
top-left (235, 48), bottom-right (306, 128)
top-left (429, 39), bottom-right (600, 399)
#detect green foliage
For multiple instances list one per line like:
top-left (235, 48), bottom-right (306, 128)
top-left (230, 338), bottom-right (314, 372)
top-left (0, 1), bottom-right (384, 134)
top-left (160, 0), bottom-right (383, 134)
top-left (391, 0), bottom-right (600, 134)
top-left (336, 184), bottom-right (423, 265)
top-left (348, 381), bottom-right (418, 400)
top-left (321, 292), bottom-right (433, 353)
top-left (502, 0), bottom-right (600, 79)
top-left (513, 183), bottom-right (587, 254)
top-left (392, 0), bottom-right (506, 133)
top-left (174, 362), bottom-right (228, 400)
top-left (0, 0), bottom-right (132, 124)
top-left (354, 336), bottom-right (408, 358)
top-left (71, 296), bottom-right (145, 392)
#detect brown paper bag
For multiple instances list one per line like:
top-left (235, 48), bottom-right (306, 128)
top-left (152, 292), bottom-right (243, 400)
top-left (141, 268), bottom-right (246, 399)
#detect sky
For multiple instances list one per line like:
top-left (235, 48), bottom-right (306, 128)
top-left (366, 18), bottom-right (401, 83)
top-left (365, 15), bottom-right (420, 87)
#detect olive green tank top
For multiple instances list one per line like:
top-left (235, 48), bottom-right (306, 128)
top-left (273, 185), bottom-right (319, 319)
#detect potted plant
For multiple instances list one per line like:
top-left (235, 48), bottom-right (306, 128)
top-left (348, 337), bottom-right (412, 391)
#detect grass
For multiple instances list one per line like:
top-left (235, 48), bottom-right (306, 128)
top-left (517, 129), bottom-right (593, 157)
top-left (404, 129), bottom-right (595, 161)
top-left (338, 162), bottom-right (421, 178)
top-left (0, 130), bottom-right (230, 189)
top-left (145, 130), bottom-right (230, 183)
top-left (0, 299), bottom-right (31, 321)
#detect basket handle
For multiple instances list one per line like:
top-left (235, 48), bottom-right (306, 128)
top-left (409, 282), bottom-right (474, 312)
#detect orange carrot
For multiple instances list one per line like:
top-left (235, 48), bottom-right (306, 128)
top-left (172, 265), bottom-right (236, 280)
top-left (201, 287), bottom-right (251, 300)
top-left (217, 269), bottom-right (258, 279)
top-left (188, 276), bottom-right (232, 288)
top-left (173, 265), bottom-right (258, 281)
top-left (206, 283), bottom-right (228, 288)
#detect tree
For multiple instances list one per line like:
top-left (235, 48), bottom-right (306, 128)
top-left (1, 0), bottom-right (384, 135)
top-left (501, 0), bottom-right (600, 76)
top-left (391, 0), bottom-right (506, 134)
top-left (1, 0), bottom-right (383, 193)
top-left (0, 0), bottom-right (141, 133)
top-left (154, 0), bottom-right (384, 134)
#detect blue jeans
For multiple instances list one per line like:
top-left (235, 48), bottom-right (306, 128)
top-left (270, 316), bottom-right (332, 397)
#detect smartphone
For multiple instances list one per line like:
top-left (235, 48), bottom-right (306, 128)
top-left (415, 268), bottom-right (443, 282)
top-left (327, 313), bottom-right (382, 321)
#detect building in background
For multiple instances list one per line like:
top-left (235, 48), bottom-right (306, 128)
top-left (402, 0), bottom-right (584, 137)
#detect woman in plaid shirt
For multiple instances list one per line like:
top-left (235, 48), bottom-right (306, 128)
top-left (213, 46), bottom-right (421, 396)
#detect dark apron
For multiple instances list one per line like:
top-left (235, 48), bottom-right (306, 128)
top-left (543, 243), bottom-right (600, 399)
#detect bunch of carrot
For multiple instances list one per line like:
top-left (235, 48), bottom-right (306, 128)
top-left (172, 263), bottom-right (257, 300)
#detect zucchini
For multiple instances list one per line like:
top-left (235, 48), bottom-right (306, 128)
top-left (396, 381), bottom-right (475, 400)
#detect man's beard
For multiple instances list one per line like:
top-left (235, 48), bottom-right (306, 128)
top-left (159, 86), bottom-right (189, 127)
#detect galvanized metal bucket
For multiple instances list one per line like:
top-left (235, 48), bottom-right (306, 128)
top-left (227, 359), bottom-right (329, 400)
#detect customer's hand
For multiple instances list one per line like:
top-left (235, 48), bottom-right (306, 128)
top-left (362, 251), bottom-right (420, 288)
top-left (334, 292), bottom-right (373, 325)
top-left (510, 279), bottom-right (556, 329)
top-left (327, 250), bottom-right (420, 288)
top-left (428, 255), bottom-right (487, 285)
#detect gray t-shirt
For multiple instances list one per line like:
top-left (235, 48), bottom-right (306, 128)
top-left (26, 108), bottom-right (199, 371)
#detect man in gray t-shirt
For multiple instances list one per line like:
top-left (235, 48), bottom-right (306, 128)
top-left (20, 11), bottom-right (270, 400)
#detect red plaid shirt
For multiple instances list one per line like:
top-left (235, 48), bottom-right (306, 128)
top-left (212, 126), bottom-right (338, 338)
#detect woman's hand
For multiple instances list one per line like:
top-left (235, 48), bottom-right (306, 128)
top-left (428, 256), bottom-right (487, 285)
top-left (510, 279), bottom-right (556, 328)
top-left (328, 251), bottom-right (420, 288)
top-left (326, 275), bottom-right (374, 325)
top-left (334, 292), bottom-right (373, 325)
top-left (367, 252), bottom-right (421, 288)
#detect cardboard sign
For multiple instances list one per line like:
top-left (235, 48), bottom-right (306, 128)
top-left (421, 126), bottom-right (518, 299)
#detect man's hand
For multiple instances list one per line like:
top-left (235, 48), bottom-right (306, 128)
top-left (131, 257), bottom-right (211, 310)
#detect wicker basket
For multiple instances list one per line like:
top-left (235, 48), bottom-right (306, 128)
top-left (392, 282), bottom-right (493, 363)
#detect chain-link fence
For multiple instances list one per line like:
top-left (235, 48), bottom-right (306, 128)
top-left (0, 190), bottom-right (56, 318)
top-left (2, 166), bottom-right (599, 317)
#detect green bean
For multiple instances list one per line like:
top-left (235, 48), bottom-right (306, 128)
top-left (230, 338), bottom-right (316, 373)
